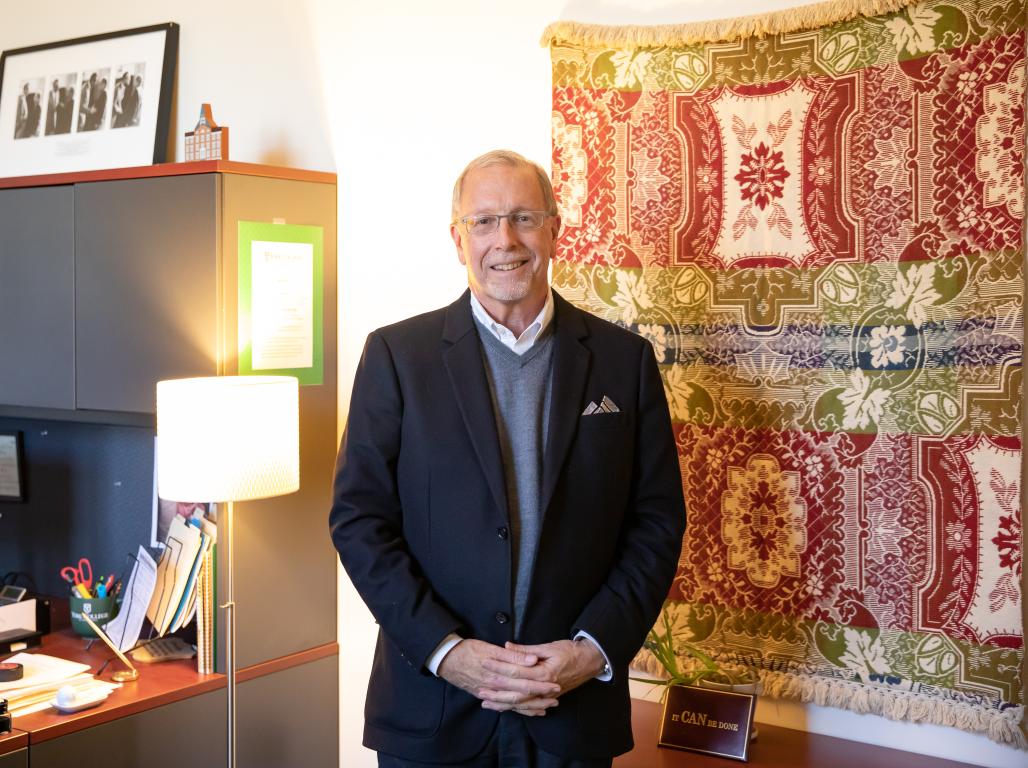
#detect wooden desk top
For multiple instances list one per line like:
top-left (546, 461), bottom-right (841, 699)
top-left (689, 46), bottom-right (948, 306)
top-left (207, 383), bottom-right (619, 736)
top-left (3, 630), bottom-right (337, 747)
top-left (617, 699), bottom-right (979, 768)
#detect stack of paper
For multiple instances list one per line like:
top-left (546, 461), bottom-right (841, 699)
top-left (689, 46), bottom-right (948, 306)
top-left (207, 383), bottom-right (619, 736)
top-left (105, 546), bottom-right (157, 653)
top-left (196, 545), bottom-right (216, 674)
top-left (145, 516), bottom-right (215, 637)
top-left (0, 653), bottom-right (119, 716)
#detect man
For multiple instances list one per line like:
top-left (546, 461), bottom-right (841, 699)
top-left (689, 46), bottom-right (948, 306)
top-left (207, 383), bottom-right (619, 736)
top-left (55, 86), bottom-right (74, 134)
top-left (24, 92), bottom-right (41, 139)
top-left (330, 150), bottom-right (685, 766)
top-left (78, 73), bottom-right (95, 132)
top-left (111, 73), bottom-right (127, 128)
top-left (45, 79), bottom-right (59, 135)
top-left (14, 84), bottom-right (29, 139)
top-left (87, 78), bottom-right (108, 131)
top-left (125, 75), bottom-right (143, 126)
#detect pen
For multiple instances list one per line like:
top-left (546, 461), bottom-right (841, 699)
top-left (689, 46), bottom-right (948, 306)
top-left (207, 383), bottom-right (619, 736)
top-left (75, 582), bottom-right (91, 599)
top-left (77, 610), bottom-right (139, 682)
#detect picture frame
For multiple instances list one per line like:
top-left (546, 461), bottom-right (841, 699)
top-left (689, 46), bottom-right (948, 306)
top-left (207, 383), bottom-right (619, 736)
top-left (0, 22), bottom-right (178, 178)
top-left (150, 436), bottom-right (216, 547)
top-left (0, 430), bottom-right (25, 502)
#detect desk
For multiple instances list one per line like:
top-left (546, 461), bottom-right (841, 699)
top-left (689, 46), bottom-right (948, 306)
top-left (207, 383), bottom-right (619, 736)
top-left (617, 699), bottom-right (979, 768)
top-left (1, 630), bottom-right (338, 768)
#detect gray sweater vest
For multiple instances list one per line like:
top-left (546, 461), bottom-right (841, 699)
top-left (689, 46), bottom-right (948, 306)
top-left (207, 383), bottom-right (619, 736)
top-left (474, 321), bottom-right (555, 631)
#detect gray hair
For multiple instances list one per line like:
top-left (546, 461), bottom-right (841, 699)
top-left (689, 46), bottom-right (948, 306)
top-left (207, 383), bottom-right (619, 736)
top-left (451, 150), bottom-right (557, 222)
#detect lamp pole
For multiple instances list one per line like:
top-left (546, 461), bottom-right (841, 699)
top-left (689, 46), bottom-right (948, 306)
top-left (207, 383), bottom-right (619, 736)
top-left (224, 499), bottom-right (236, 768)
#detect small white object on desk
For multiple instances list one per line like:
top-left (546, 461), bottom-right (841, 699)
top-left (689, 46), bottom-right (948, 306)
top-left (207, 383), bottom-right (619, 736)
top-left (0, 654), bottom-right (119, 716)
top-left (50, 684), bottom-right (109, 714)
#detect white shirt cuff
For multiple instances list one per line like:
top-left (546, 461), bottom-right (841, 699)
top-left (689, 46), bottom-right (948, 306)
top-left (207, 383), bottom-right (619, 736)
top-left (427, 633), bottom-right (463, 676)
top-left (574, 630), bottom-right (613, 681)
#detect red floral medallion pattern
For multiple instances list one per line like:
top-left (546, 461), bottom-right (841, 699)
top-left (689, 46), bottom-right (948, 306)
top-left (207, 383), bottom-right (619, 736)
top-left (736, 140), bottom-right (790, 211)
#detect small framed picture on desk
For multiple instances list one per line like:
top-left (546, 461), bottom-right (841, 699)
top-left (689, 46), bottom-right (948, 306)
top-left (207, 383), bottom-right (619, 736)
top-left (0, 430), bottom-right (25, 501)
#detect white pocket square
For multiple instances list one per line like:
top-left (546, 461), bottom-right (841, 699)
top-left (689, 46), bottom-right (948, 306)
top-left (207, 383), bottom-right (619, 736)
top-left (582, 396), bottom-right (620, 416)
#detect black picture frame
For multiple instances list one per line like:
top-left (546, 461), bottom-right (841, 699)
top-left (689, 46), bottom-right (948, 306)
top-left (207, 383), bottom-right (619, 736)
top-left (0, 22), bottom-right (178, 177)
top-left (0, 430), bottom-right (25, 502)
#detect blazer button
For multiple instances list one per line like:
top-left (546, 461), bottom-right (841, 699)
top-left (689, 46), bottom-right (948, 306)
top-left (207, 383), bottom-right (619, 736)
top-left (497, 526), bottom-right (508, 540)
top-left (494, 611), bottom-right (509, 624)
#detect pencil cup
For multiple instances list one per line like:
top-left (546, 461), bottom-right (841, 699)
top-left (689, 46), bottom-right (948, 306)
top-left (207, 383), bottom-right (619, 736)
top-left (70, 594), bottom-right (119, 637)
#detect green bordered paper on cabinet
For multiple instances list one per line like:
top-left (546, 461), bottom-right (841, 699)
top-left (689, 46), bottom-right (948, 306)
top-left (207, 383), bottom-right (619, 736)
top-left (237, 220), bottom-right (324, 385)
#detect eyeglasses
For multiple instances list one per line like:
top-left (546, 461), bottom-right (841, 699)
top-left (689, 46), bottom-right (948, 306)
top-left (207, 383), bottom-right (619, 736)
top-left (455, 211), bottom-right (552, 236)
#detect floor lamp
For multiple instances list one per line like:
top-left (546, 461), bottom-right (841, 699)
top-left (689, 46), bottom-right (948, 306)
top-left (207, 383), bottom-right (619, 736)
top-left (156, 375), bottom-right (299, 768)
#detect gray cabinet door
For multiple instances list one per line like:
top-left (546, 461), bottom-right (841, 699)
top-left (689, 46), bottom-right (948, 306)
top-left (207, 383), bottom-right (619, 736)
top-left (74, 175), bottom-right (220, 413)
top-left (29, 655), bottom-right (337, 768)
top-left (0, 187), bottom-right (74, 409)
top-left (30, 688), bottom-right (225, 768)
top-left (0, 748), bottom-right (27, 768)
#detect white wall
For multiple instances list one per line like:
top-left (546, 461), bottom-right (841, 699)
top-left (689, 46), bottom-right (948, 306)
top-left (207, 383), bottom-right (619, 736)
top-left (0, 0), bottom-right (334, 172)
top-left (1, 2), bottom-right (1022, 767)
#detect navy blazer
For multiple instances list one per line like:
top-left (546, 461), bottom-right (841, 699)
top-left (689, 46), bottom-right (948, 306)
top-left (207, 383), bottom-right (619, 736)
top-left (329, 289), bottom-right (685, 762)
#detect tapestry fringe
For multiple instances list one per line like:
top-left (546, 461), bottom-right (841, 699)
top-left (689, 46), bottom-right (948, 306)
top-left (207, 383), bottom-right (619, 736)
top-left (542, 0), bottom-right (918, 48)
top-left (630, 649), bottom-right (1028, 749)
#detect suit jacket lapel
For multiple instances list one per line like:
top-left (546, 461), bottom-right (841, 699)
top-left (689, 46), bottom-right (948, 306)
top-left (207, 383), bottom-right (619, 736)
top-left (540, 293), bottom-right (591, 517)
top-left (442, 290), bottom-right (509, 521)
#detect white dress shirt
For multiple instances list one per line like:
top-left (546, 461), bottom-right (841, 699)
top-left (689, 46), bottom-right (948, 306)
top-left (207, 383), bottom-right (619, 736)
top-left (468, 289), bottom-right (554, 355)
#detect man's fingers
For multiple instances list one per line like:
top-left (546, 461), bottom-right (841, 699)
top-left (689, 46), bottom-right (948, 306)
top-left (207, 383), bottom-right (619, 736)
top-left (493, 645), bottom-right (538, 666)
top-left (477, 687), bottom-right (526, 706)
top-left (481, 658), bottom-right (554, 683)
top-left (481, 700), bottom-right (512, 712)
top-left (480, 695), bottom-right (558, 714)
top-left (482, 674), bottom-right (557, 696)
top-left (477, 677), bottom-right (559, 701)
top-left (505, 641), bottom-right (543, 657)
top-left (514, 695), bottom-right (559, 710)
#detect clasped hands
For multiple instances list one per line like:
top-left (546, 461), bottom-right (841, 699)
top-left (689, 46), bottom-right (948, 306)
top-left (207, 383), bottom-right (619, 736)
top-left (437, 637), bottom-right (605, 717)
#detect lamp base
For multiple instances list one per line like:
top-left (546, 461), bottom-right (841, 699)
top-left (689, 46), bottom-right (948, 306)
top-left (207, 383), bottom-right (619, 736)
top-left (111, 668), bottom-right (140, 683)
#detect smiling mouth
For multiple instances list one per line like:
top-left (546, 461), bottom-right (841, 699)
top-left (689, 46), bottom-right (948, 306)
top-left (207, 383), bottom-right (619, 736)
top-left (491, 261), bottom-right (527, 272)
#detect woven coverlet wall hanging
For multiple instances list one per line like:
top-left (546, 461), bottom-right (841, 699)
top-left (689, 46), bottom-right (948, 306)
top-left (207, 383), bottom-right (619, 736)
top-left (545, 0), bottom-right (1025, 745)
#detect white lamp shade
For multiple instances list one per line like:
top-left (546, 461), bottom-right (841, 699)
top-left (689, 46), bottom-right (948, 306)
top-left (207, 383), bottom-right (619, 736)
top-left (156, 376), bottom-right (299, 503)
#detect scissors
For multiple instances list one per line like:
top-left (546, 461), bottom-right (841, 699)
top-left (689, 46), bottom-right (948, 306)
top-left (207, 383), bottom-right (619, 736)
top-left (61, 557), bottom-right (93, 590)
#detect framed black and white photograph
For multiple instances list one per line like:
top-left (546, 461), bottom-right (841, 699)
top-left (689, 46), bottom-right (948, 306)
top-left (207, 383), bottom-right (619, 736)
top-left (0, 23), bottom-right (178, 177)
top-left (150, 436), bottom-right (217, 547)
top-left (0, 431), bottom-right (25, 502)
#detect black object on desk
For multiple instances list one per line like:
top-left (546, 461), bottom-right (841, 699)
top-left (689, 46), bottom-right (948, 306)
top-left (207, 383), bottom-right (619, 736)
top-left (0, 628), bottom-right (41, 655)
top-left (0, 586), bottom-right (26, 606)
top-left (0, 663), bottom-right (22, 682)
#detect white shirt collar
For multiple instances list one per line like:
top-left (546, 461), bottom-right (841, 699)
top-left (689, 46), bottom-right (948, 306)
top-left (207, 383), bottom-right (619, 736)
top-left (468, 289), bottom-right (554, 356)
